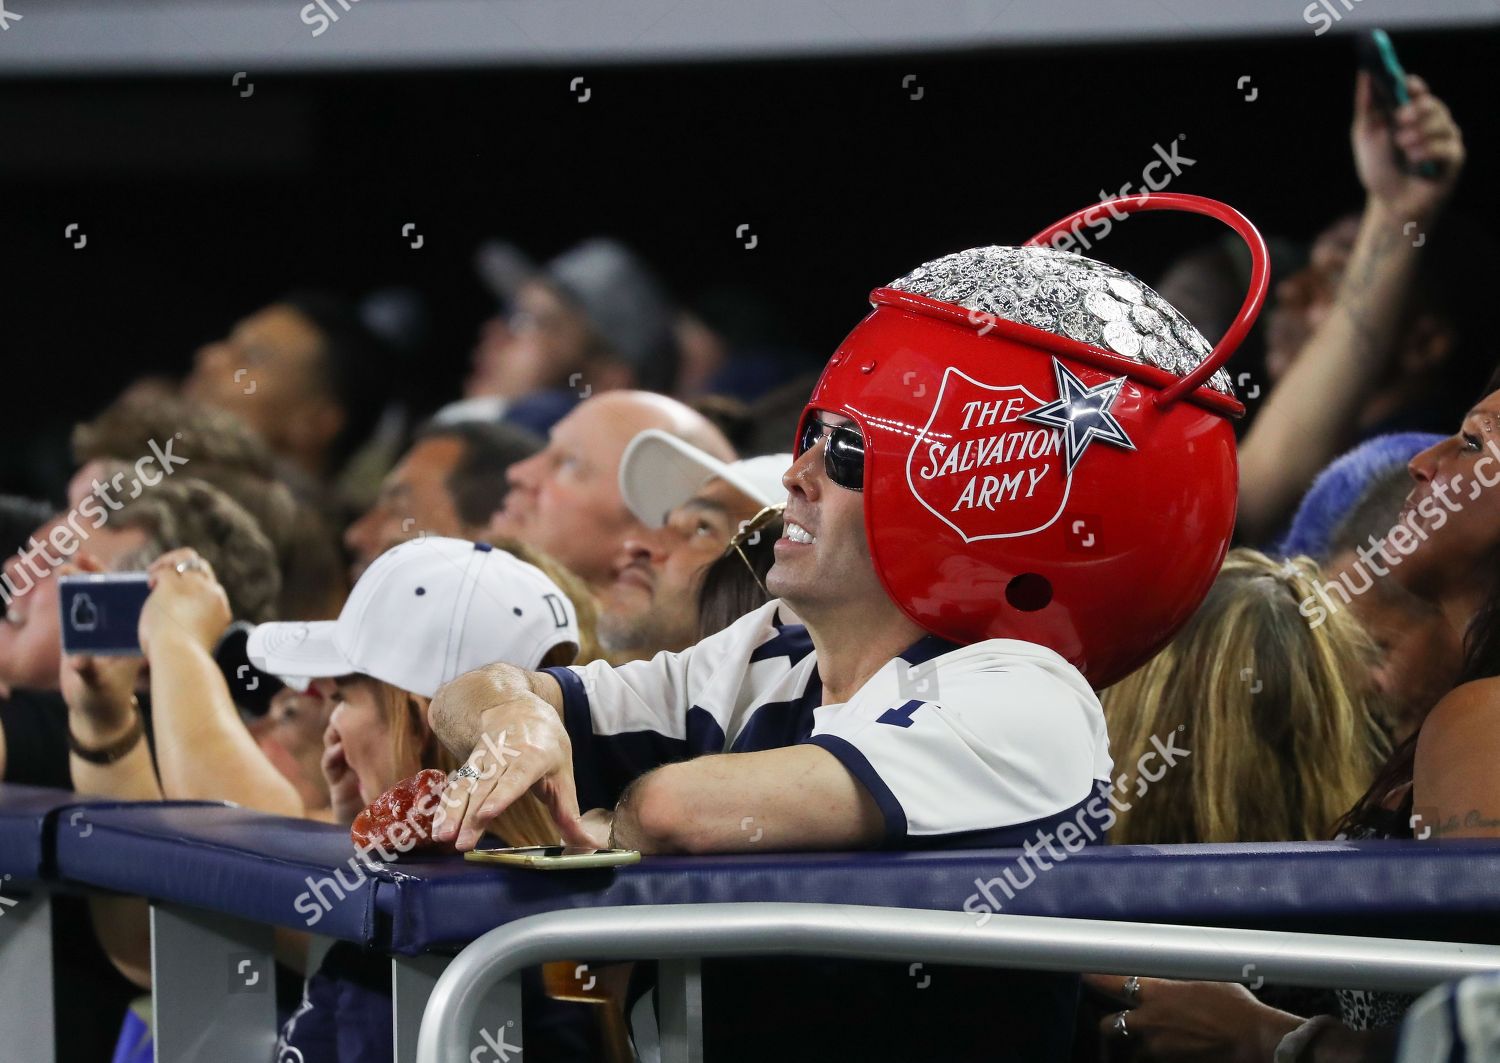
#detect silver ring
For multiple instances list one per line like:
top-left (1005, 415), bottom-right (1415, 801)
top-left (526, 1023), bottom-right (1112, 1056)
top-left (1123, 975), bottom-right (1141, 1006)
top-left (454, 764), bottom-right (480, 781)
top-left (175, 558), bottom-right (205, 575)
top-left (1112, 1011), bottom-right (1129, 1038)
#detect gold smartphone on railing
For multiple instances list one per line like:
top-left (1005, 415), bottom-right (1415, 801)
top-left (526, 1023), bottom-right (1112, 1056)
top-left (463, 845), bottom-right (641, 870)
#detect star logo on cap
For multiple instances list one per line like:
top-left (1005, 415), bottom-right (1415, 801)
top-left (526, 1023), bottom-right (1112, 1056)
top-left (1020, 359), bottom-right (1135, 474)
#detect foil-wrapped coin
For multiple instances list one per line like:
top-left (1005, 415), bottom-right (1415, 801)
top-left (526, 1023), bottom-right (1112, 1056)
top-left (1107, 277), bottom-right (1144, 304)
top-left (1039, 278), bottom-right (1074, 307)
top-left (1130, 305), bottom-right (1165, 334)
top-left (1060, 310), bottom-right (1100, 345)
top-left (887, 244), bottom-right (1227, 396)
top-left (1084, 289), bottom-right (1124, 322)
top-left (1103, 319), bottom-right (1142, 358)
top-left (935, 282), bottom-right (973, 305)
top-left (1019, 302), bottom-right (1057, 331)
top-left (1066, 266), bottom-right (1105, 292)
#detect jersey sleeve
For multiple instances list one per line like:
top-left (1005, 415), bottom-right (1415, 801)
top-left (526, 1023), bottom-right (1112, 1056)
top-left (802, 649), bottom-right (1110, 849)
top-left (541, 602), bottom-right (782, 809)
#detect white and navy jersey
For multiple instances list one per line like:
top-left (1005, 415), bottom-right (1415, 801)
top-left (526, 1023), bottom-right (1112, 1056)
top-left (542, 599), bottom-right (1113, 849)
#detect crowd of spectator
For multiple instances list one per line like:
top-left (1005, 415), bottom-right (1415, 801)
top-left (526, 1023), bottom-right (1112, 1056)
top-left (0, 64), bottom-right (1492, 1063)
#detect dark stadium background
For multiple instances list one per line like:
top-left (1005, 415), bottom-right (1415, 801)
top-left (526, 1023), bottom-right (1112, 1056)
top-left (1, 26), bottom-right (1495, 498)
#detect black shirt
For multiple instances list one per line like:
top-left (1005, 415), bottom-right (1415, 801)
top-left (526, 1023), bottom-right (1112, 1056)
top-left (1, 688), bottom-right (72, 788)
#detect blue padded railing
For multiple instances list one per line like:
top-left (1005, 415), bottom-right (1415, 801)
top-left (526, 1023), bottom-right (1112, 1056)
top-left (10, 786), bottom-right (1500, 954)
top-left (8, 786), bottom-right (1500, 1063)
top-left (0, 784), bottom-right (81, 886)
top-left (54, 801), bottom-right (384, 946)
top-left (370, 838), bottom-right (1500, 954)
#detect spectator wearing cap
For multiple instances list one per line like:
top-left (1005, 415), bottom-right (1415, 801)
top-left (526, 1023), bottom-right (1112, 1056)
top-left (344, 419), bottom-right (542, 582)
top-left (246, 537), bottom-right (594, 1063)
top-left (248, 538), bottom-right (583, 837)
top-left (600, 428), bottom-right (791, 660)
top-left (443, 238), bottom-right (681, 434)
top-left (487, 391), bottom-right (736, 589)
top-left (59, 537), bottom-right (594, 963)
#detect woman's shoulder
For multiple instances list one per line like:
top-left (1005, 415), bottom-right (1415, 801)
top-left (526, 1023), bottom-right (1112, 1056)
top-left (1415, 676), bottom-right (1500, 777)
top-left (1421, 676), bottom-right (1500, 737)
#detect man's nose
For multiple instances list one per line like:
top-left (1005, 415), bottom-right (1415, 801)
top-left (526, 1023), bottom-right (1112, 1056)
top-left (621, 526), bottom-right (669, 565)
top-left (783, 444), bottom-right (823, 500)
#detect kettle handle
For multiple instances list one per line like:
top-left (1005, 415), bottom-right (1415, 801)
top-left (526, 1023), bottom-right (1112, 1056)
top-left (1026, 192), bottom-right (1269, 409)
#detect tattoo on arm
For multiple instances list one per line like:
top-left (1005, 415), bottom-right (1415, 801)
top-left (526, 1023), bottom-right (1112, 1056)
top-left (1431, 809), bottom-right (1500, 836)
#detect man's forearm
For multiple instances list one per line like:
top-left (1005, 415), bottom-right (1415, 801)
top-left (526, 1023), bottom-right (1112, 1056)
top-left (150, 638), bottom-right (302, 816)
top-left (1238, 202), bottom-right (1426, 539)
top-left (607, 747), bottom-right (885, 855)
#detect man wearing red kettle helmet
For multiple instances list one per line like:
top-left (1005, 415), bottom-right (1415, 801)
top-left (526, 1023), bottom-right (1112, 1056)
top-left (427, 193), bottom-right (1263, 1061)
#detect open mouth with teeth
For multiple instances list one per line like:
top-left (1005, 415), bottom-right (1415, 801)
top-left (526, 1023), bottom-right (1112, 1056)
top-left (783, 521), bottom-right (817, 545)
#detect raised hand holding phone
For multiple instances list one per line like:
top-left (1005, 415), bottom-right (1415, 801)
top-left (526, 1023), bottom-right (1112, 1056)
top-left (1351, 48), bottom-right (1463, 226)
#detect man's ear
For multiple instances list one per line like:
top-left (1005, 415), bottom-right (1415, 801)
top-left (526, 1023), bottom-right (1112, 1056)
top-left (1398, 313), bottom-right (1454, 377)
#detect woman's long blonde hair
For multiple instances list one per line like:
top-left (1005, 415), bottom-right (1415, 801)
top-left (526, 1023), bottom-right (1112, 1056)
top-left (1101, 549), bottom-right (1389, 845)
top-left (370, 538), bottom-right (606, 845)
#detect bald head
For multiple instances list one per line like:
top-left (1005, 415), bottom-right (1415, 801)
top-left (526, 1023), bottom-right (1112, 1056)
top-left (489, 391), bottom-right (735, 587)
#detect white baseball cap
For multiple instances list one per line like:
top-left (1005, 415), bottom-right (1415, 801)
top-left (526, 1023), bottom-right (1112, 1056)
top-left (248, 537), bottom-right (579, 698)
top-left (620, 429), bottom-right (791, 528)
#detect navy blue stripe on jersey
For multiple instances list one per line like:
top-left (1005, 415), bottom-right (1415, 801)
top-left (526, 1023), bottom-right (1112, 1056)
top-left (728, 672), bottom-right (823, 753)
top-left (799, 739), bottom-right (1110, 852)
top-left (545, 665), bottom-right (729, 810)
top-left (898, 780), bottom-right (1113, 850)
top-left (899, 633), bottom-right (963, 665)
top-left (802, 734), bottom-right (907, 846)
top-left (748, 620), bottom-right (816, 665)
top-left (546, 665), bottom-right (609, 810)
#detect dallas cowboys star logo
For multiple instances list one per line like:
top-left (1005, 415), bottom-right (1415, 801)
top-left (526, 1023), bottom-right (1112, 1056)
top-left (1020, 359), bottom-right (1135, 474)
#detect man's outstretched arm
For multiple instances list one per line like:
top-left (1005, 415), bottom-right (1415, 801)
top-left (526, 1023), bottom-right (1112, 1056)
top-left (600, 746), bottom-right (885, 855)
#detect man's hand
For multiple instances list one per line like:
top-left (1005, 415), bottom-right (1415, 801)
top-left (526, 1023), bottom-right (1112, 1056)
top-left (428, 667), bottom-right (589, 851)
top-left (1353, 71), bottom-right (1464, 224)
top-left (140, 549), bottom-right (232, 655)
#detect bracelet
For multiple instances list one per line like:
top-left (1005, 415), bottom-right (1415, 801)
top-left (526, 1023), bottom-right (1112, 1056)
top-left (1274, 1016), bottom-right (1341, 1063)
top-left (69, 701), bottom-right (146, 765)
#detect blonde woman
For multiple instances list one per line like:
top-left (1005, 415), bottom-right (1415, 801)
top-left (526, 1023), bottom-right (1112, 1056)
top-left (1102, 548), bottom-right (1389, 846)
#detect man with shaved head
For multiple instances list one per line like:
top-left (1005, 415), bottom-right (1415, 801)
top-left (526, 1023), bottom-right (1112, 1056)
top-left (487, 390), bottom-right (736, 589)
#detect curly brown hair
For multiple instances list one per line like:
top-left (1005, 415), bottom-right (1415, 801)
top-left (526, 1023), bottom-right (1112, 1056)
top-left (106, 471), bottom-right (281, 623)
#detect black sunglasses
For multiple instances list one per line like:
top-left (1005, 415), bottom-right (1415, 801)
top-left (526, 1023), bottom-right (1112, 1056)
top-left (797, 416), bottom-right (865, 491)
